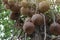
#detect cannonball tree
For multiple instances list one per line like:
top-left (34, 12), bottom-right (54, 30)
top-left (0, 0), bottom-right (60, 40)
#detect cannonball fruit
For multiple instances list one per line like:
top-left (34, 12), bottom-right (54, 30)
top-left (23, 22), bottom-right (35, 35)
top-left (31, 14), bottom-right (43, 25)
top-left (20, 7), bottom-right (34, 17)
top-left (3, 0), bottom-right (60, 38)
top-left (20, 7), bottom-right (30, 16)
top-left (21, 0), bottom-right (28, 8)
top-left (8, 0), bottom-right (17, 11)
top-left (50, 22), bottom-right (60, 35)
top-left (39, 1), bottom-right (50, 13)
top-left (9, 12), bottom-right (20, 20)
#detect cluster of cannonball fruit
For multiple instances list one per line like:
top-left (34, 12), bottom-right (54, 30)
top-left (3, 0), bottom-right (60, 35)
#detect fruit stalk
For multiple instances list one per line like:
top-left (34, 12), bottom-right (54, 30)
top-left (44, 15), bottom-right (46, 40)
top-left (41, 13), bottom-right (46, 40)
top-left (25, 33), bottom-right (27, 40)
top-left (51, 0), bottom-right (56, 23)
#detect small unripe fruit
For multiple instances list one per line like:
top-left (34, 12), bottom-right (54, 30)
top-left (9, 12), bottom-right (20, 20)
top-left (31, 14), bottom-right (43, 25)
top-left (23, 22), bottom-right (35, 35)
top-left (20, 7), bottom-right (30, 16)
top-left (50, 22), bottom-right (60, 35)
top-left (38, 1), bottom-right (50, 13)
top-left (21, 0), bottom-right (28, 8)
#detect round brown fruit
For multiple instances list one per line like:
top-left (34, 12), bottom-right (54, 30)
top-left (9, 12), bottom-right (20, 20)
top-left (2, 0), bottom-right (8, 4)
top-left (20, 7), bottom-right (30, 16)
top-left (31, 14), bottom-right (43, 25)
top-left (23, 22), bottom-right (35, 35)
top-left (8, 0), bottom-right (19, 11)
top-left (21, 0), bottom-right (28, 8)
top-left (38, 1), bottom-right (50, 13)
top-left (50, 22), bottom-right (60, 35)
top-left (56, 13), bottom-right (60, 24)
top-left (29, 10), bottom-right (35, 17)
top-left (10, 3), bottom-right (21, 12)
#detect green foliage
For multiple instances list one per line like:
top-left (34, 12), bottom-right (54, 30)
top-left (0, 0), bottom-right (18, 40)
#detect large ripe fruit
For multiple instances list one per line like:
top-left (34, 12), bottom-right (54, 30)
top-left (38, 1), bottom-right (50, 13)
top-left (21, 0), bottom-right (28, 8)
top-left (56, 13), bottom-right (60, 24)
top-left (2, 0), bottom-right (8, 4)
top-left (50, 22), bottom-right (60, 35)
top-left (31, 14), bottom-right (43, 25)
top-left (23, 22), bottom-right (35, 35)
top-left (9, 12), bottom-right (20, 20)
top-left (20, 7), bottom-right (30, 16)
